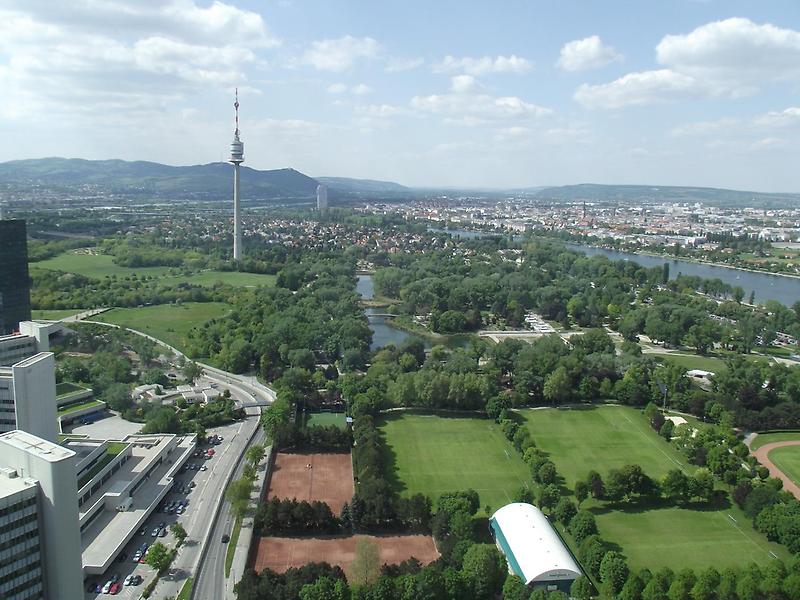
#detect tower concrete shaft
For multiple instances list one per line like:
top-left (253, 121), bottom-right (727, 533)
top-left (233, 163), bottom-right (242, 261)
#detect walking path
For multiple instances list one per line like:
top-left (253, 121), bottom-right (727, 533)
top-left (752, 440), bottom-right (800, 500)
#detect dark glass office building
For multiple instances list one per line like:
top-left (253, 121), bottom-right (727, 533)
top-left (0, 220), bottom-right (31, 334)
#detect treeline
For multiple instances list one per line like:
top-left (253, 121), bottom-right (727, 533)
top-left (254, 498), bottom-right (339, 535)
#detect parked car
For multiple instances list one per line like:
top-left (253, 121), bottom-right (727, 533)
top-left (102, 581), bottom-right (113, 594)
top-left (109, 582), bottom-right (121, 595)
top-left (159, 528), bottom-right (167, 537)
top-left (200, 465), bottom-right (207, 471)
top-left (151, 527), bottom-right (160, 537)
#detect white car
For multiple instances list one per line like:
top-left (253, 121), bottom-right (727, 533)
top-left (151, 527), bottom-right (160, 537)
top-left (123, 575), bottom-right (135, 586)
top-left (102, 581), bottom-right (113, 594)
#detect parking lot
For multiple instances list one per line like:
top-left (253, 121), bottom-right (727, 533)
top-left (84, 424), bottom-right (241, 599)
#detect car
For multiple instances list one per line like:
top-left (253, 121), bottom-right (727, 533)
top-left (200, 465), bottom-right (207, 471)
top-left (132, 553), bottom-right (141, 563)
top-left (130, 575), bottom-right (142, 586)
top-left (102, 581), bottom-right (113, 594)
top-left (139, 543), bottom-right (149, 552)
top-left (207, 449), bottom-right (215, 456)
top-left (138, 527), bottom-right (147, 536)
top-left (109, 582), bottom-right (121, 595)
top-left (109, 573), bottom-right (120, 583)
top-left (159, 528), bottom-right (168, 537)
top-left (124, 575), bottom-right (135, 586)
top-left (152, 527), bottom-right (160, 537)
top-left (221, 534), bottom-right (230, 543)
top-left (138, 554), bottom-right (147, 564)
top-left (189, 481), bottom-right (196, 488)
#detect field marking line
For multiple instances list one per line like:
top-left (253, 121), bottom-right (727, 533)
top-left (619, 411), bottom-right (685, 471)
top-left (504, 450), bottom-right (510, 459)
top-left (717, 511), bottom-right (774, 558)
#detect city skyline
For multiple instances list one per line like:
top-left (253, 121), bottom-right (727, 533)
top-left (1, 1), bottom-right (799, 191)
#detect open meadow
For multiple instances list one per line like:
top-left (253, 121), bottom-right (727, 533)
top-left (378, 412), bottom-right (530, 510)
top-left (519, 405), bottom-right (789, 569)
top-left (33, 250), bottom-right (275, 288)
top-left (100, 302), bottom-right (230, 352)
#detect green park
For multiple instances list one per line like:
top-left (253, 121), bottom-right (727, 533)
top-left (378, 412), bottom-right (532, 511)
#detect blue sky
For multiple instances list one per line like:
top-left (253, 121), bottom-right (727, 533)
top-left (1, 0), bottom-right (799, 191)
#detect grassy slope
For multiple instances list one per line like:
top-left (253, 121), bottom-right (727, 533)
top-left (520, 405), bottom-right (788, 570)
top-left (31, 308), bottom-right (83, 320)
top-left (100, 302), bottom-right (231, 352)
top-left (378, 413), bottom-right (530, 510)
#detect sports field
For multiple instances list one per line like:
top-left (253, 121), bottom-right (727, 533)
top-left (766, 446), bottom-right (800, 486)
top-left (33, 250), bottom-right (275, 288)
top-left (378, 413), bottom-right (530, 509)
top-left (520, 405), bottom-right (789, 569)
top-left (304, 412), bottom-right (348, 429)
top-left (100, 302), bottom-right (230, 352)
top-left (266, 452), bottom-right (354, 514)
top-left (519, 405), bottom-right (687, 488)
top-left (751, 432), bottom-right (800, 450)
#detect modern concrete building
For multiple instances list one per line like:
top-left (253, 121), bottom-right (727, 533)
top-left (490, 503), bottom-right (582, 592)
top-left (316, 184), bottom-right (328, 211)
top-left (0, 220), bottom-right (31, 335)
top-left (0, 321), bottom-right (64, 366)
top-left (0, 430), bottom-right (83, 600)
top-left (0, 467), bottom-right (43, 599)
top-left (0, 353), bottom-right (59, 443)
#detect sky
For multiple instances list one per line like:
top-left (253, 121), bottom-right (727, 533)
top-left (1, 0), bottom-right (799, 191)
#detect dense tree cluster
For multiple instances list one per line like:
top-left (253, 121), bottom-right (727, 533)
top-left (254, 498), bottom-right (339, 535)
top-left (235, 563), bottom-right (349, 600)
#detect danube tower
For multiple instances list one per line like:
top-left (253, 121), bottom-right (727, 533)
top-left (229, 89), bottom-right (245, 261)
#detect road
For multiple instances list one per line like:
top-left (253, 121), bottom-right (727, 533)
top-left (192, 427), bottom-right (267, 600)
top-left (76, 318), bottom-right (275, 599)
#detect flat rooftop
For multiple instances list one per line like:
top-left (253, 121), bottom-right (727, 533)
top-left (0, 471), bottom-right (37, 498)
top-left (80, 434), bottom-right (195, 573)
top-left (0, 430), bottom-right (76, 463)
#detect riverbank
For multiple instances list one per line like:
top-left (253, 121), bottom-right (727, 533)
top-left (390, 316), bottom-right (476, 347)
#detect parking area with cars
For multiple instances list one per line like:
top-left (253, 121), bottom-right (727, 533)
top-left (83, 426), bottom-right (237, 599)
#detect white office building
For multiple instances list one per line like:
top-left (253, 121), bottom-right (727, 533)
top-left (0, 468), bottom-right (43, 599)
top-left (0, 321), bottom-right (63, 367)
top-left (0, 353), bottom-right (59, 443)
top-left (317, 184), bottom-right (328, 211)
top-left (0, 430), bottom-right (83, 600)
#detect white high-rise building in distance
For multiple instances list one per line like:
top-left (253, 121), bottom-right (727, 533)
top-left (229, 89), bottom-right (245, 261)
top-left (316, 184), bottom-right (328, 211)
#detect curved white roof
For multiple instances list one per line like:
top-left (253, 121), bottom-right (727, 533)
top-left (490, 503), bottom-right (582, 585)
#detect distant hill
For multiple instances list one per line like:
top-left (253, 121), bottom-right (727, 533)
top-left (316, 176), bottom-right (412, 196)
top-left (533, 183), bottom-right (800, 207)
top-left (0, 157), bottom-right (319, 202)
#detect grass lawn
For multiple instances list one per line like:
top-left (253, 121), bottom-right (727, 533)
top-left (33, 250), bottom-right (275, 289)
top-left (659, 354), bottom-right (727, 373)
top-left (165, 270), bottom-right (276, 288)
top-left (101, 302), bottom-right (231, 352)
top-left (31, 308), bottom-right (83, 320)
top-left (519, 405), bottom-right (687, 489)
top-left (57, 399), bottom-right (103, 416)
top-left (177, 578), bottom-right (194, 600)
top-left (767, 446), bottom-right (800, 486)
top-left (750, 432), bottom-right (800, 450)
top-left (595, 504), bottom-right (788, 570)
top-left (520, 405), bottom-right (789, 569)
top-left (225, 516), bottom-right (242, 578)
top-left (56, 382), bottom-right (87, 397)
top-left (378, 413), bottom-right (530, 510)
top-left (33, 251), bottom-right (172, 278)
top-left (304, 412), bottom-right (348, 429)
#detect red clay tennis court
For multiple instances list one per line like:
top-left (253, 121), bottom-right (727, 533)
top-left (266, 452), bottom-right (354, 514)
top-left (252, 534), bottom-right (439, 576)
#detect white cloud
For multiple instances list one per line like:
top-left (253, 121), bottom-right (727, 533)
top-left (670, 117), bottom-right (740, 137)
top-left (434, 54), bottom-right (533, 75)
top-left (557, 36), bottom-right (621, 71)
top-left (411, 81), bottom-right (552, 124)
top-left (327, 83), bottom-right (348, 94)
top-left (385, 57), bottom-right (424, 72)
top-left (0, 2), bottom-right (274, 121)
top-left (754, 106), bottom-right (800, 128)
top-left (575, 69), bottom-right (702, 109)
top-left (352, 83), bottom-right (372, 95)
top-left (450, 75), bottom-right (480, 94)
top-left (326, 83), bottom-right (372, 95)
top-left (576, 18), bottom-right (800, 109)
top-left (302, 35), bottom-right (380, 72)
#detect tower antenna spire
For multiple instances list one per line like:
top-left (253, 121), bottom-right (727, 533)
top-left (234, 87), bottom-right (240, 138)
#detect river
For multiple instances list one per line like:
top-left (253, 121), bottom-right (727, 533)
top-left (430, 227), bottom-right (799, 307)
top-left (565, 243), bottom-right (799, 307)
top-left (357, 275), bottom-right (427, 351)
